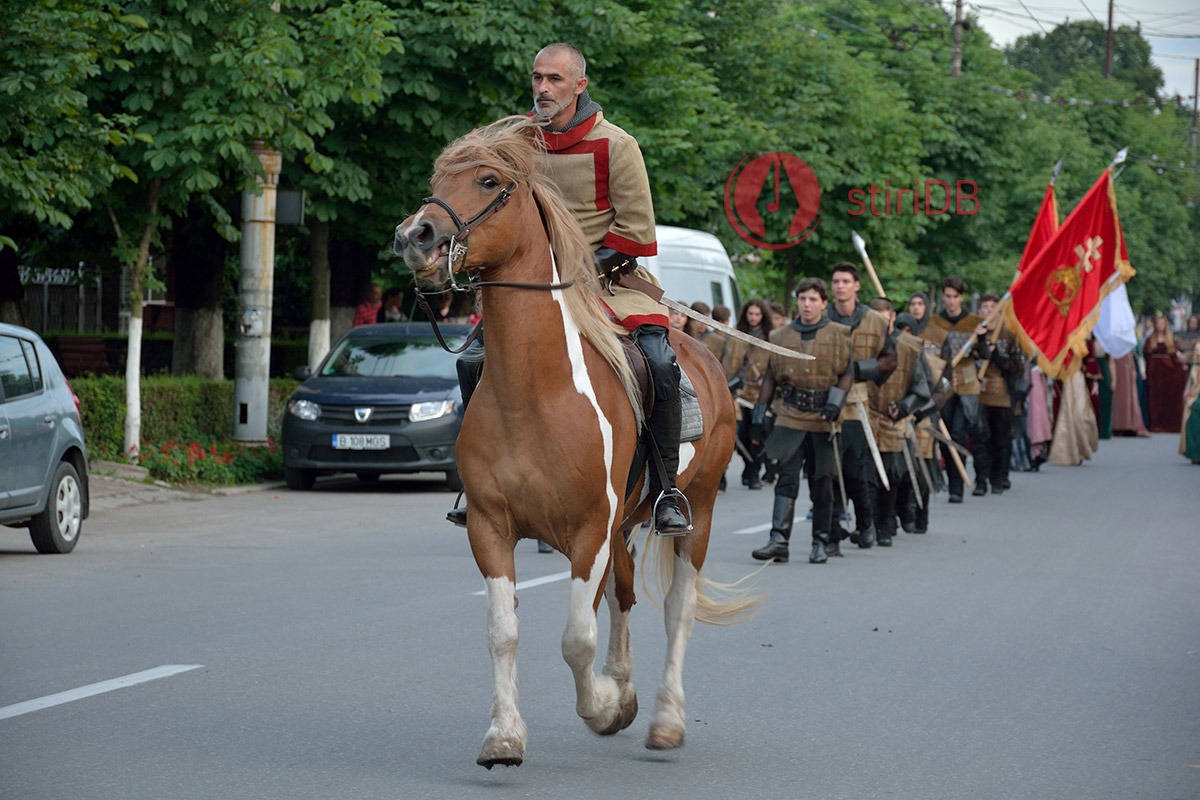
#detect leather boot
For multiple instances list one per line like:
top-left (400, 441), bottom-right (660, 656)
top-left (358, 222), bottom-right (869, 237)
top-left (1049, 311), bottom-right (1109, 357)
top-left (809, 532), bottom-right (829, 564)
top-left (638, 326), bottom-right (690, 536)
top-left (914, 500), bottom-right (929, 534)
top-left (856, 525), bottom-right (876, 549)
top-left (752, 496), bottom-right (794, 562)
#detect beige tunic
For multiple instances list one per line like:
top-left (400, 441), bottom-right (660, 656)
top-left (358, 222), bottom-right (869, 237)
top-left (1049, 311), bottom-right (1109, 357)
top-left (538, 111), bottom-right (665, 330)
top-left (925, 313), bottom-right (983, 395)
top-left (841, 307), bottom-right (892, 422)
top-left (868, 332), bottom-right (924, 453)
top-left (723, 334), bottom-right (771, 405)
top-left (767, 321), bottom-right (852, 432)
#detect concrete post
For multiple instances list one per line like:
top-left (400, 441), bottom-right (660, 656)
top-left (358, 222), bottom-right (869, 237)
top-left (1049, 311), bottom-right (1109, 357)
top-left (233, 142), bottom-right (282, 443)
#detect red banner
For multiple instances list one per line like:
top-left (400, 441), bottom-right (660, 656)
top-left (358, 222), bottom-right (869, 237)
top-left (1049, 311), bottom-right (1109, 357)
top-left (1004, 169), bottom-right (1135, 380)
top-left (1019, 181), bottom-right (1059, 274)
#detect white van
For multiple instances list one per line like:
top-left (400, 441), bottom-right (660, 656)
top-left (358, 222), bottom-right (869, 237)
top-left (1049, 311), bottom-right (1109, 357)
top-left (642, 225), bottom-right (741, 313)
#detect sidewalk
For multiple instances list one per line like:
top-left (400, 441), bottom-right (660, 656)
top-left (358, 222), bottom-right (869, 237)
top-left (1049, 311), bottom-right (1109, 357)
top-left (88, 460), bottom-right (282, 512)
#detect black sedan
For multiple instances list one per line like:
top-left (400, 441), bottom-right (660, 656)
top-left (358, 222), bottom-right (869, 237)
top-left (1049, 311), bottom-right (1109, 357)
top-left (281, 323), bottom-right (472, 491)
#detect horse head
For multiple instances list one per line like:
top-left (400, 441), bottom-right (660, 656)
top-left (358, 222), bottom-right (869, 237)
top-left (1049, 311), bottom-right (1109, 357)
top-left (394, 116), bottom-right (549, 288)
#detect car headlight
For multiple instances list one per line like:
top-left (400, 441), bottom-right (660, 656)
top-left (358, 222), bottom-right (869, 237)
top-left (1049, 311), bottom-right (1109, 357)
top-left (288, 399), bottom-right (321, 421)
top-left (409, 399), bottom-right (456, 422)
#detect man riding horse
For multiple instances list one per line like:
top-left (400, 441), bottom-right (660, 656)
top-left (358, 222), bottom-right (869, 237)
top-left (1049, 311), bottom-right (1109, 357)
top-left (450, 42), bottom-right (689, 534)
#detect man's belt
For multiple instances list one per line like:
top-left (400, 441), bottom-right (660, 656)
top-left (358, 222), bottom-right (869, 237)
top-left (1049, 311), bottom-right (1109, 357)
top-left (778, 383), bottom-right (828, 412)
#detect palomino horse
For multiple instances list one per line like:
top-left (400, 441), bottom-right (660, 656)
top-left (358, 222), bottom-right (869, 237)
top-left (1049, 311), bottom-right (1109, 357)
top-left (393, 116), bottom-right (751, 769)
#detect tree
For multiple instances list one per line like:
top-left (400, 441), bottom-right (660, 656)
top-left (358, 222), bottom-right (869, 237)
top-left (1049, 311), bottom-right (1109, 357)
top-left (0, 1), bottom-right (143, 322)
top-left (77, 0), bottom-right (402, 454)
top-left (1005, 20), bottom-right (1163, 97)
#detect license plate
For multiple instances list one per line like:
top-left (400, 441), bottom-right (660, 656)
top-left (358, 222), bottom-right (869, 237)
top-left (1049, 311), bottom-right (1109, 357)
top-left (332, 433), bottom-right (390, 450)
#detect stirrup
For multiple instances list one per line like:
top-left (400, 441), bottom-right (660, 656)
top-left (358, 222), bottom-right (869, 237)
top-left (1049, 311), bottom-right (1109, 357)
top-left (652, 488), bottom-right (693, 537)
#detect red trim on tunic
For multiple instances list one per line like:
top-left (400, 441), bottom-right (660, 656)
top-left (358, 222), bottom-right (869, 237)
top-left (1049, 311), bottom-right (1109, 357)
top-left (538, 114), bottom-right (599, 151)
top-left (600, 300), bottom-right (667, 331)
top-left (604, 232), bottom-right (657, 257)
top-left (549, 139), bottom-right (611, 212)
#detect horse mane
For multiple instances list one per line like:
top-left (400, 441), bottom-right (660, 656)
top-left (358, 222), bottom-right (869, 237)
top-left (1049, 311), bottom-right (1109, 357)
top-left (434, 116), bottom-right (642, 420)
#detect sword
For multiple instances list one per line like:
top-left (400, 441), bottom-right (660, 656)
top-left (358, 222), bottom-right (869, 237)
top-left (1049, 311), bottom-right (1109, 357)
top-left (938, 417), bottom-right (972, 488)
top-left (899, 431), bottom-right (923, 509)
top-left (905, 419), bottom-right (935, 496)
top-left (924, 418), bottom-right (971, 458)
top-left (829, 423), bottom-right (849, 520)
top-left (615, 272), bottom-right (814, 361)
top-left (855, 399), bottom-right (890, 491)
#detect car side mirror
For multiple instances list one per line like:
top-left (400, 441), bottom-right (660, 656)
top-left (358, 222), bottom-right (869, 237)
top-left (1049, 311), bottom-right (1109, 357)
top-left (292, 365), bottom-right (313, 380)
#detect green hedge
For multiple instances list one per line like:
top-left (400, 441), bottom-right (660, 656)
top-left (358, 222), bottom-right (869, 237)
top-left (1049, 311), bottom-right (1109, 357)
top-left (73, 375), bottom-right (299, 458)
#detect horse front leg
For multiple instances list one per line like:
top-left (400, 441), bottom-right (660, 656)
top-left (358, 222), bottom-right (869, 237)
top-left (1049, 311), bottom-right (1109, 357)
top-left (646, 546), bottom-right (699, 750)
top-left (600, 533), bottom-right (638, 731)
top-left (563, 541), bottom-right (624, 736)
top-left (477, 564), bottom-right (527, 769)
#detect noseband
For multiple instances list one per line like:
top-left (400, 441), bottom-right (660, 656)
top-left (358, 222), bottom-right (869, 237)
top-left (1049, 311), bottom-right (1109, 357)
top-left (421, 181), bottom-right (516, 280)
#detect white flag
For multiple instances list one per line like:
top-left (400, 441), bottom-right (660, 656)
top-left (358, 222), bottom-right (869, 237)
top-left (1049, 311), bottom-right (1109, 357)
top-left (1093, 283), bottom-right (1137, 359)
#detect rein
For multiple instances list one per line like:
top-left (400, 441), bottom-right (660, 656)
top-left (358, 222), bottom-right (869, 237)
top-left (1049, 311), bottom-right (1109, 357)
top-left (416, 181), bottom-right (577, 353)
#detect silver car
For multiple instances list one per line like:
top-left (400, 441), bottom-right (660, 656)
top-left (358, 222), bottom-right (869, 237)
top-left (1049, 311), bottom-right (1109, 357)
top-left (0, 322), bottom-right (89, 553)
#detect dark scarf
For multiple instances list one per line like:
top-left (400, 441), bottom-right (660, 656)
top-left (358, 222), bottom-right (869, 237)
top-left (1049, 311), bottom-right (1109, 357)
top-left (534, 89), bottom-right (603, 133)
top-left (940, 308), bottom-right (971, 326)
top-left (828, 300), bottom-right (868, 329)
top-left (792, 315), bottom-right (829, 338)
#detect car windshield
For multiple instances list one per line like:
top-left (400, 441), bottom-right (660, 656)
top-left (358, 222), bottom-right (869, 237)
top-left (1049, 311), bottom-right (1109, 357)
top-left (320, 336), bottom-right (464, 379)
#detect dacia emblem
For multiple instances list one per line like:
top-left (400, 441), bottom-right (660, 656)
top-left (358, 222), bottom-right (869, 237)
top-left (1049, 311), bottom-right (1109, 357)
top-left (354, 407), bottom-right (373, 423)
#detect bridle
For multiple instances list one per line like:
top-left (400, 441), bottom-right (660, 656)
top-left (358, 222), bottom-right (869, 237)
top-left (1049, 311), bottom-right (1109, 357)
top-left (412, 179), bottom-right (576, 353)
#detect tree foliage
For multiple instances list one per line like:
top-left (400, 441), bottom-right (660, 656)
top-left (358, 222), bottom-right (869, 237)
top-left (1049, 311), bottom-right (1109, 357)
top-left (2, 0), bottom-right (1196, 331)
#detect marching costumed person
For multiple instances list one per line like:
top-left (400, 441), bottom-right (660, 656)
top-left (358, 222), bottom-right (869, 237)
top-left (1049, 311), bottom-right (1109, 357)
top-left (922, 276), bottom-right (990, 501)
top-left (722, 299), bottom-right (776, 490)
top-left (749, 278), bottom-right (853, 564)
top-left (826, 262), bottom-right (895, 550)
top-left (975, 293), bottom-right (1024, 494)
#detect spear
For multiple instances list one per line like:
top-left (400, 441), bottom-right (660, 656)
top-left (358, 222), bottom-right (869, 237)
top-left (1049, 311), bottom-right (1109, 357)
top-left (851, 231), bottom-right (887, 299)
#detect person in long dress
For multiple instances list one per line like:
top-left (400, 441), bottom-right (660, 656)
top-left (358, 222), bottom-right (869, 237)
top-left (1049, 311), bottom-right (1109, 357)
top-left (1180, 341), bottom-right (1200, 463)
top-left (1109, 349), bottom-right (1150, 437)
top-left (1143, 315), bottom-right (1188, 433)
top-left (1025, 364), bottom-right (1054, 469)
top-left (1049, 364), bottom-right (1099, 466)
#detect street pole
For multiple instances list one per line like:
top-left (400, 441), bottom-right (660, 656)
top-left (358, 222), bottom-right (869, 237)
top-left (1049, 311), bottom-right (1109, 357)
top-left (233, 142), bottom-right (282, 443)
top-left (1104, 0), bottom-right (1114, 80)
top-left (1191, 59), bottom-right (1198, 157)
top-left (950, 0), bottom-right (963, 77)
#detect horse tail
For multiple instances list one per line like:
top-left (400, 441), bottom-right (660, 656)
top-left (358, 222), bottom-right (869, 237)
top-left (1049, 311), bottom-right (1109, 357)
top-left (638, 529), bottom-right (765, 626)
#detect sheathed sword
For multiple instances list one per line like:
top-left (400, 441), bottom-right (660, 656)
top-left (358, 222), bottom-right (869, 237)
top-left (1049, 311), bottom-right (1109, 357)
top-left (615, 272), bottom-right (814, 361)
top-left (854, 400), bottom-right (890, 491)
top-left (829, 423), bottom-right (850, 520)
top-left (899, 431), bottom-right (923, 509)
top-left (905, 418), bottom-right (935, 497)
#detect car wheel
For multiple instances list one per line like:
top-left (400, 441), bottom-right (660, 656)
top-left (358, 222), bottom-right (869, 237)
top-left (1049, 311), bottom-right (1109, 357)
top-left (29, 462), bottom-right (83, 554)
top-left (356, 471), bottom-right (381, 483)
top-left (285, 467), bottom-right (316, 491)
top-left (445, 468), bottom-right (464, 492)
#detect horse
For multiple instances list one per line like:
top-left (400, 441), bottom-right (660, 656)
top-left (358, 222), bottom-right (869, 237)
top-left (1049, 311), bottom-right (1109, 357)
top-left (393, 116), bottom-right (753, 769)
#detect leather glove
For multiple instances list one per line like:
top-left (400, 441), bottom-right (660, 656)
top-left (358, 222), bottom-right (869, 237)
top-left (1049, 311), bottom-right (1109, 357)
top-left (594, 247), bottom-right (637, 281)
top-left (820, 386), bottom-right (847, 421)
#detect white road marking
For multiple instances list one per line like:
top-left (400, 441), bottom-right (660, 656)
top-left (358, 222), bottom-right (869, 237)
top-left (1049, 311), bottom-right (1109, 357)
top-left (473, 571), bottom-right (572, 596)
top-left (732, 517), bottom-right (805, 535)
top-left (0, 664), bottom-right (204, 721)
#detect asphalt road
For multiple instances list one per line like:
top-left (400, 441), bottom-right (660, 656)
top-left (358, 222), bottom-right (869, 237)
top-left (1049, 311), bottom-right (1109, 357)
top-left (1, 434), bottom-right (1197, 800)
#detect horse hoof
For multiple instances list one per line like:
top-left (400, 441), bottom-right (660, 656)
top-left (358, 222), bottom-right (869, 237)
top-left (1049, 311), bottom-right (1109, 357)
top-left (619, 693), bottom-right (639, 731)
top-left (477, 741), bottom-right (524, 769)
top-left (645, 724), bottom-right (685, 750)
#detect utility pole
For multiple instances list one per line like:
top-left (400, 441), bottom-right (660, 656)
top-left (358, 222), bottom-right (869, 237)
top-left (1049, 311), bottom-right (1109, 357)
top-left (1192, 59), bottom-right (1199, 157)
top-left (950, 0), bottom-right (963, 77)
top-left (1104, 0), bottom-right (1114, 79)
top-left (233, 142), bottom-right (281, 443)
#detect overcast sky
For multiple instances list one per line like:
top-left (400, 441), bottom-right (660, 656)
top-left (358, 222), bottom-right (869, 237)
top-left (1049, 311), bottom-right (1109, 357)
top-left (967, 0), bottom-right (1200, 101)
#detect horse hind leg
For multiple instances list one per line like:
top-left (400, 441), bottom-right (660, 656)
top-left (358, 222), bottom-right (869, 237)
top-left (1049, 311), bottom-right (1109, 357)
top-left (600, 534), bottom-right (638, 732)
top-left (477, 575), bottom-right (528, 769)
top-left (646, 544), bottom-right (699, 750)
top-left (563, 551), bottom-right (624, 736)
